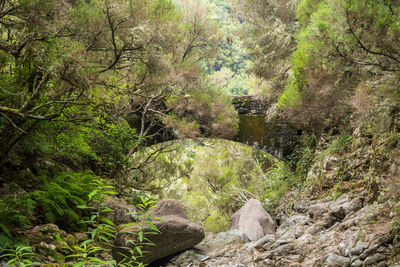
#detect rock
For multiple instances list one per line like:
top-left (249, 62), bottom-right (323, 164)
top-left (270, 239), bottom-right (292, 249)
top-left (338, 242), bottom-right (349, 256)
top-left (215, 230), bottom-right (250, 245)
top-left (231, 199), bottom-right (276, 241)
top-left (277, 215), bottom-right (309, 234)
top-left (345, 197), bottom-right (364, 214)
top-left (103, 197), bottom-right (137, 225)
top-left (273, 243), bottom-right (295, 256)
top-left (64, 234), bottom-right (77, 246)
top-left (325, 253), bottom-right (351, 267)
top-left (324, 156), bottom-right (339, 171)
top-left (359, 245), bottom-right (380, 260)
top-left (253, 234), bottom-right (276, 250)
top-left (255, 251), bottom-right (274, 262)
top-left (363, 253), bottom-right (387, 266)
top-left (262, 103), bottom-right (301, 159)
top-left (376, 262), bottom-right (388, 267)
top-left (305, 222), bottom-right (324, 235)
top-left (0, 182), bottom-right (27, 198)
top-left (350, 242), bottom-right (366, 256)
top-left (37, 241), bottom-right (56, 252)
top-left (309, 202), bottom-right (329, 219)
top-left (113, 200), bottom-right (204, 264)
top-left (293, 200), bottom-right (308, 213)
top-left (151, 199), bottom-right (189, 219)
top-left (351, 259), bottom-right (363, 267)
top-left (73, 232), bottom-right (88, 243)
top-left (166, 250), bottom-right (201, 267)
top-left (324, 207), bottom-right (346, 228)
top-left (158, 192), bottom-right (397, 267)
top-left (26, 224), bottom-right (66, 245)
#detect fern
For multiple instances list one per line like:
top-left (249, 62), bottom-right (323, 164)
top-left (0, 196), bottom-right (36, 238)
top-left (33, 171), bottom-right (96, 231)
top-left (0, 233), bottom-right (13, 253)
top-left (0, 223), bottom-right (11, 237)
top-left (0, 195), bottom-right (36, 253)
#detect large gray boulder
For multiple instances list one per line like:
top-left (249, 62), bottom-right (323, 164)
top-left (103, 197), bottom-right (137, 225)
top-left (113, 199), bottom-right (204, 264)
top-left (150, 199), bottom-right (189, 219)
top-left (231, 198), bottom-right (276, 241)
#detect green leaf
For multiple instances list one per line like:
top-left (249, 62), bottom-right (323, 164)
top-left (88, 189), bottom-right (99, 200)
top-left (100, 218), bottom-right (114, 226)
top-left (138, 231), bottom-right (143, 242)
top-left (136, 246), bottom-right (143, 256)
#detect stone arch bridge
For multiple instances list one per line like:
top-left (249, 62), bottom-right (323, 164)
top-left (130, 95), bottom-right (301, 160)
top-left (231, 95), bottom-right (301, 159)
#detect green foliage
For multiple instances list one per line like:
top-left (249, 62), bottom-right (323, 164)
top-left (382, 132), bottom-right (400, 154)
top-left (278, 79), bottom-right (302, 109)
top-left (166, 86), bottom-right (238, 139)
top-left (33, 172), bottom-right (96, 231)
top-left (296, 0), bottom-right (324, 26)
top-left (230, 0), bottom-right (297, 99)
top-left (0, 0), bottom-right (231, 169)
top-left (263, 161), bottom-right (296, 205)
top-left (134, 139), bottom-right (280, 232)
top-left (277, 0), bottom-right (400, 133)
top-left (63, 180), bottom-right (118, 266)
top-left (0, 195), bottom-right (36, 252)
top-left (393, 202), bottom-right (400, 248)
top-left (327, 132), bottom-right (353, 155)
top-left (201, 0), bottom-right (252, 95)
top-left (203, 211), bottom-right (230, 232)
top-left (59, 180), bottom-right (158, 267)
top-left (64, 239), bottom-right (115, 267)
top-left (117, 197), bottom-right (161, 267)
top-left (0, 245), bottom-right (40, 267)
top-left (84, 120), bottom-right (139, 175)
top-left (22, 117), bottom-right (139, 176)
top-left (77, 179), bottom-right (117, 244)
top-left (125, 190), bottom-right (156, 207)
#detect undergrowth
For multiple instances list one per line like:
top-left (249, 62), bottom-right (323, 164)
top-left (0, 171), bottom-right (96, 253)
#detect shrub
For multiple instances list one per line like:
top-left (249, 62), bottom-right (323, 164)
top-left (166, 86), bottom-right (238, 139)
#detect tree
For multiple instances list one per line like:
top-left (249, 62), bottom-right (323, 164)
top-left (231, 0), bottom-right (298, 98)
top-left (278, 0), bottom-right (400, 133)
top-left (0, 0), bottom-right (237, 176)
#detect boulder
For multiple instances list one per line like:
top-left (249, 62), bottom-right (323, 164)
top-left (0, 182), bottom-right (27, 198)
top-left (113, 199), bottom-right (204, 264)
top-left (150, 199), bottom-right (189, 219)
top-left (325, 253), bottom-right (351, 267)
top-left (231, 198), bottom-right (276, 241)
top-left (103, 197), bottom-right (137, 225)
top-left (26, 224), bottom-right (66, 245)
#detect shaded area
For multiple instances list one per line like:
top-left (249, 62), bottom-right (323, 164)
top-left (237, 115), bottom-right (268, 149)
top-left (237, 114), bottom-right (301, 159)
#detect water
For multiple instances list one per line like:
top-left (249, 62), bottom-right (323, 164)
top-left (237, 115), bottom-right (269, 151)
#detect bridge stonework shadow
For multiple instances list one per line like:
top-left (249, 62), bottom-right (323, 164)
top-left (232, 95), bottom-right (301, 160)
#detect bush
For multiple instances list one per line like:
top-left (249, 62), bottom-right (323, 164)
top-left (165, 86), bottom-right (238, 139)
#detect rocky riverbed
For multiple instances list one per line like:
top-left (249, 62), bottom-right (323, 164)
top-left (3, 191), bottom-right (400, 267)
top-left (156, 193), bottom-right (400, 267)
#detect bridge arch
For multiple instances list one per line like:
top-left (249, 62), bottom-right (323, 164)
top-left (129, 95), bottom-right (301, 160)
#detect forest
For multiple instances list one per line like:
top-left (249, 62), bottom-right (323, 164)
top-left (0, 0), bottom-right (400, 266)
